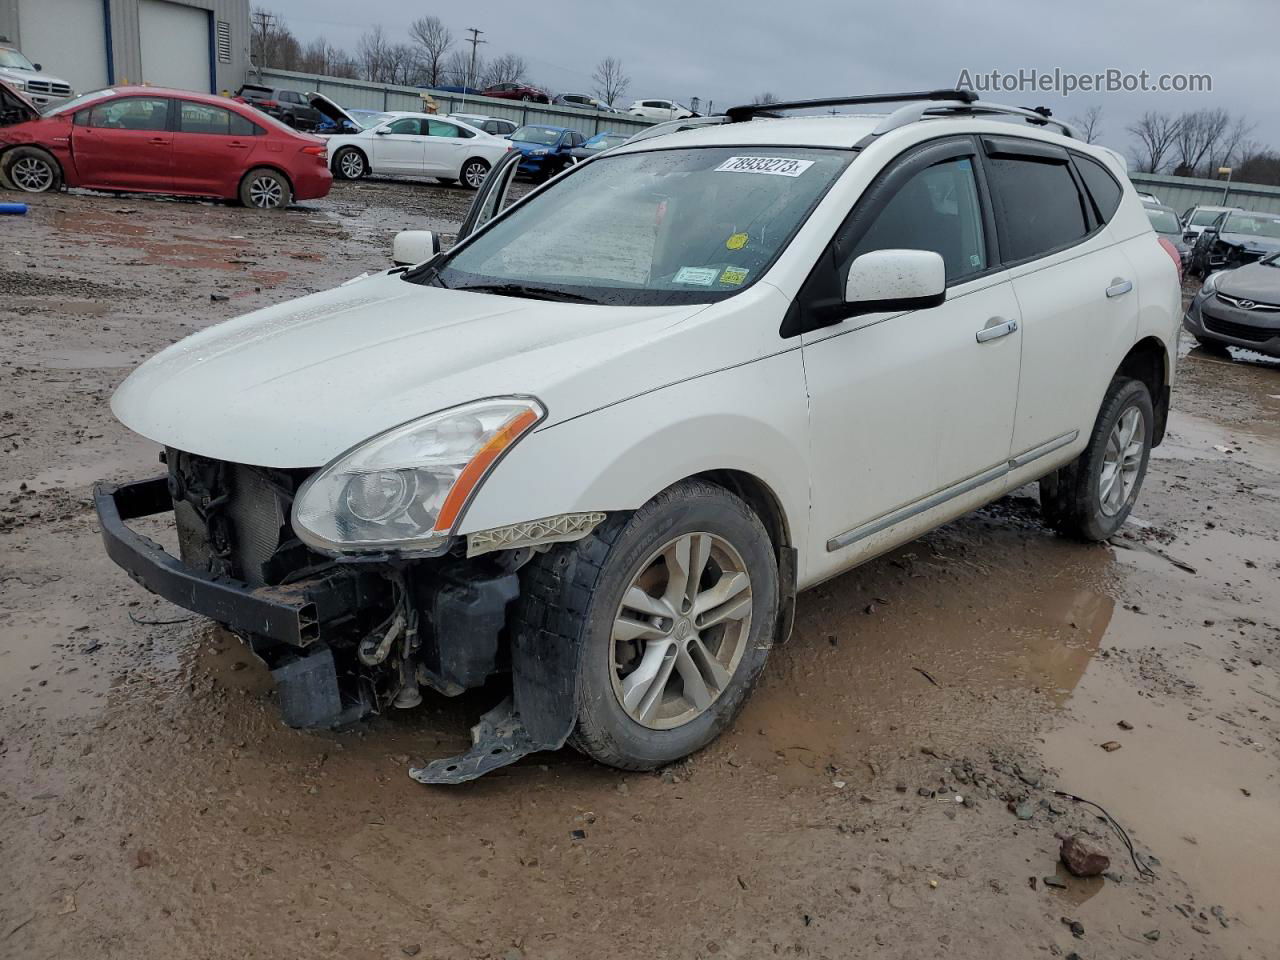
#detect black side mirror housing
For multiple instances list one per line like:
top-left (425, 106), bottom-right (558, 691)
top-left (33, 63), bottom-right (42, 72)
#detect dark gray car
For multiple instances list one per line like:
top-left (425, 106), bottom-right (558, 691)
top-left (1188, 209), bottom-right (1280, 278)
top-left (1145, 205), bottom-right (1190, 269)
top-left (1183, 254), bottom-right (1280, 356)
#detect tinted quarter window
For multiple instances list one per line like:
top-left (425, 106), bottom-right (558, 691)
top-left (1073, 153), bottom-right (1122, 223)
top-left (229, 111), bottom-right (260, 136)
top-left (849, 157), bottom-right (988, 284)
top-left (986, 155), bottom-right (1089, 262)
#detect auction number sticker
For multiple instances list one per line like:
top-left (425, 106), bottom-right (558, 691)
top-left (714, 156), bottom-right (814, 177)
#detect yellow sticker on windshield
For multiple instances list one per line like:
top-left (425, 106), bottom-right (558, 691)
top-left (720, 267), bottom-right (749, 286)
top-left (726, 232), bottom-right (749, 251)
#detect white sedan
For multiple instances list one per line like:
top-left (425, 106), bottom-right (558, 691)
top-left (324, 111), bottom-right (511, 189)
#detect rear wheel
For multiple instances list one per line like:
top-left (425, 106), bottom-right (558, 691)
top-left (460, 157), bottom-right (489, 190)
top-left (333, 147), bottom-right (367, 180)
top-left (239, 168), bottom-right (292, 210)
top-left (4, 146), bottom-right (62, 193)
top-left (514, 480), bottom-right (778, 770)
top-left (1040, 377), bottom-right (1154, 541)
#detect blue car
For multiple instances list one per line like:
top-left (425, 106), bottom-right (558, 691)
top-left (509, 124), bottom-right (587, 180)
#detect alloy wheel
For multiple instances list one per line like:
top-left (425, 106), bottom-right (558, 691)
top-left (339, 151), bottom-right (364, 178)
top-left (11, 156), bottom-right (53, 192)
top-left (463, 161), bottom-right (488, 189)
top-left (1099, 406), bottom-right (1145, 516)
top-left (610, 532), bottom-right (753, 730)
top-left (248, 176), bottom-right (284, 209)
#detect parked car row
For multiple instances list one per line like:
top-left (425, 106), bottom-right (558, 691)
top-left (0, 81), bottom-right (331, 208)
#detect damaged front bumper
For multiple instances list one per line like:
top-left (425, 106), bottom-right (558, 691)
top-left (94, 472), bottom-right (583, 783)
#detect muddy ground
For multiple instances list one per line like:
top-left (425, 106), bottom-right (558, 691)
top-left (1, 178), bottom-right (1278, 960)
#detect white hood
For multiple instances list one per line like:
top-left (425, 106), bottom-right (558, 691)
top-left (111, 271), bottom-right (710, 467)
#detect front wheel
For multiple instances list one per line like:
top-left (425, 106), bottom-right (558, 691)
top-left (459, 157), bottom-right (489, 190)
top-left (239, 167), bottom-right (292, 210)
top-left (514, 480), bottom-right (778, 771)
top-left (333, 146), bottom-right (366, 180)
top-left (1040, 377), bottom-right (1154, 541)
top-left (3, 146), bottom-right (62, 193)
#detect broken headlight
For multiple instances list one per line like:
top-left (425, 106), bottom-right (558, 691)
top-left (292, 397), bottom-right (545, 555)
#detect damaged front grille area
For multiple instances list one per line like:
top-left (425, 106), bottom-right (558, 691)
top-left (166, 448), bottom-right (315, 586)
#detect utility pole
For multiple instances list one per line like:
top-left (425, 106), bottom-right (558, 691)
top-left (464, 27), bottom-right (486, 92)
top-left (250, 9), bottom-right (276, 82)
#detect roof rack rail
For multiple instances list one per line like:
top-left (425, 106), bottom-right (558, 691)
top-left (858, 98), bottom-right (1080, 144)
top-left (724, 89), bottom-right (976, 123)
top-left (624, 114), bottom-right (730, 146)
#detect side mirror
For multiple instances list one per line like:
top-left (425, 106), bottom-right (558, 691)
top-left (844, 249), bottom-right (946, 316)
top-left (33, 63), bottom-right (42, 72)
top-left (374, 128), bottom-right (389, 135)
top-left (392, 230), bottom-right (440, 266)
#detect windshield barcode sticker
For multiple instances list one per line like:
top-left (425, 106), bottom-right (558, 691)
top-left (673, 266), bottom-right (719, 285)
top-left (714, 156), bottom-right (814, 177)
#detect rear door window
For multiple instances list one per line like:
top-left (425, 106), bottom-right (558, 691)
top-left (984, 149), bottom-right (1090, 263)
top-left (1073, 153), bottom-right (1123, 223)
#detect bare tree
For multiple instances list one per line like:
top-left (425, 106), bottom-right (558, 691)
top-left (357, 25), bottom-right (392, 82)
top-left (482, 53), bottom-right (528, 87)
top-left (386, 43), bottom-right (422, 86)
top-left (442, 49), bottom-right (478, 88)
top-left (592, 56), bottom-right (630, 106)
top-left (408, 15), bottom-right (452, 88)
top-left (298, 36), bottom-right (347, 76)
top-left (1210, 115), bottom-right (1258, 175)
top-left (751, 91), bottom-right (780, 105)
top-left (250, 7), bottom-right (300, 71)
top-left (1173, 108), bottom-right (1231, 176)
top-left (1127, 111), bottom-right (1183, 173)
top-left (1069, 105), bottom-right (1103, 144)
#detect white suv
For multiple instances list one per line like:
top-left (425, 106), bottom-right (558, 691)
top-left (96, 90), bottom-right (1181, 783)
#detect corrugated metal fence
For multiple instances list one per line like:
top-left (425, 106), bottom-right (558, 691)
top-left (259, 68), bottom-right (653, 138)
top-left (1129, 171), bottom-right (1280, 216)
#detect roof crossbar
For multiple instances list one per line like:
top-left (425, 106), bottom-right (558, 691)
top-left (724, 89), bottom-right (977, 123)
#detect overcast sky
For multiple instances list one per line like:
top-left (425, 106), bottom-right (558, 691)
top-left (265, 0), bottom-right (1280, 157)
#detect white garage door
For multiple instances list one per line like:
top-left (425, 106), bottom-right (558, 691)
top-left (139, 0), bottom-right (210, 93)
top-left (17, 0), bottom-right (109, 96)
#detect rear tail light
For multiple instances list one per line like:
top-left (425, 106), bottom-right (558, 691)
top-left (260, 100), bottom-right (278, 108)
top-left (1157, 236), bottom-right (1183, 285)
top-left (301, 144), bottom-right (326, 156)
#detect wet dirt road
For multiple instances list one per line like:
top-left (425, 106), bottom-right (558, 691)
top-left (2, 181), bottom-right (1278, 960)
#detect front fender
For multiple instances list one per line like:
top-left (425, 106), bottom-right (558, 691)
top-left (458, 348), bottom-right (813, 577)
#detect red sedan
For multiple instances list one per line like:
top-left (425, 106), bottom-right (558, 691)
top-left (480, 82), bottom-right (550, 103)
top-left (0, 83), bottom-right (331, 209)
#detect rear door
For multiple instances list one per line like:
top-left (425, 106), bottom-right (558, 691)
top-left (170, 99), bottom-right (262, 196)
top-left (370, 116), bottom-right (426, 174)
top-left (979, 137), bottom-right (1140, 460)
top-left (422, 118), bottom-right (474, 176)
top-left (70, 95), bottom-right (174, 191)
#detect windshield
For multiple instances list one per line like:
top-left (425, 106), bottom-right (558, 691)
top-left (0, 49), bottom-right (36, 71)
top-left (512, 125), bottom-right (562, 145)
top-left (1145, 208), bottom-right (1181, 234)
top-left (42, 88), bottom-right (115, 117)
top-left (353, 110), bottom-right (391, 129)
top-left (416, 146), bottom-right (852, 306)
top-left (1222, 213), bottom-right (1280, 239)
top-left (1190, 209), bottom-right (1224, 226)
top-left (584, 134), bottom-right (629, 151)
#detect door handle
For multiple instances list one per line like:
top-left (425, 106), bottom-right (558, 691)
top-left (226, 141), bottom-right (249, 149)
top-left (1106, 279), bottom-right (1133, 298)
top-left (976, 317), bottom-right (1018, 343)
top-left (149, 137), bottom-right (168, 145)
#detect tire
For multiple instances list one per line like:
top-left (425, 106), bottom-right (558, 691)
top-left (521, 94), bottom-right (532, 101)
top-left (333, 147), bottom-right (367, 180)
top-left (1040, 377), bottom-right (1154, 541)
top-left (513, 480), bottom-right (779, 771)
top-left (3, 146), bottom-right (62, 193)
top-left (282, 112), bottom-right (295, 128)
top-left (238, 167), bottom-right (292, 210)
top-left (459, 157), bottom-right (489, 190)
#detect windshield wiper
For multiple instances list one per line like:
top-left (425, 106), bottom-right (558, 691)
top-left (453, 283), bottom-right (600, 304)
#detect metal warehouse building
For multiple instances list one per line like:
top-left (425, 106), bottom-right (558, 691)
top-left (0, 0), bottom-right (248, 98)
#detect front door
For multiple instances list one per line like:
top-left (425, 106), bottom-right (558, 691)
top-left (70, 95), bottom-right (173, 191)
top-left (371, 116), bottom-right (427, 174)
top-left (801, 139), bottom-right (1022, 580)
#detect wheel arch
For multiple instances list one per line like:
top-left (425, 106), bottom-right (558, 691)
top-left (331, 142), bottom-right (368, 173)
top-left (0, 142), bottom-right (65, 187)
top-left (1115, 336), bottom-right (1170, 445)
top-left (239, 164), bottom-right (294, 199)
top-left (691, 468), bottom-right (791, 552)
